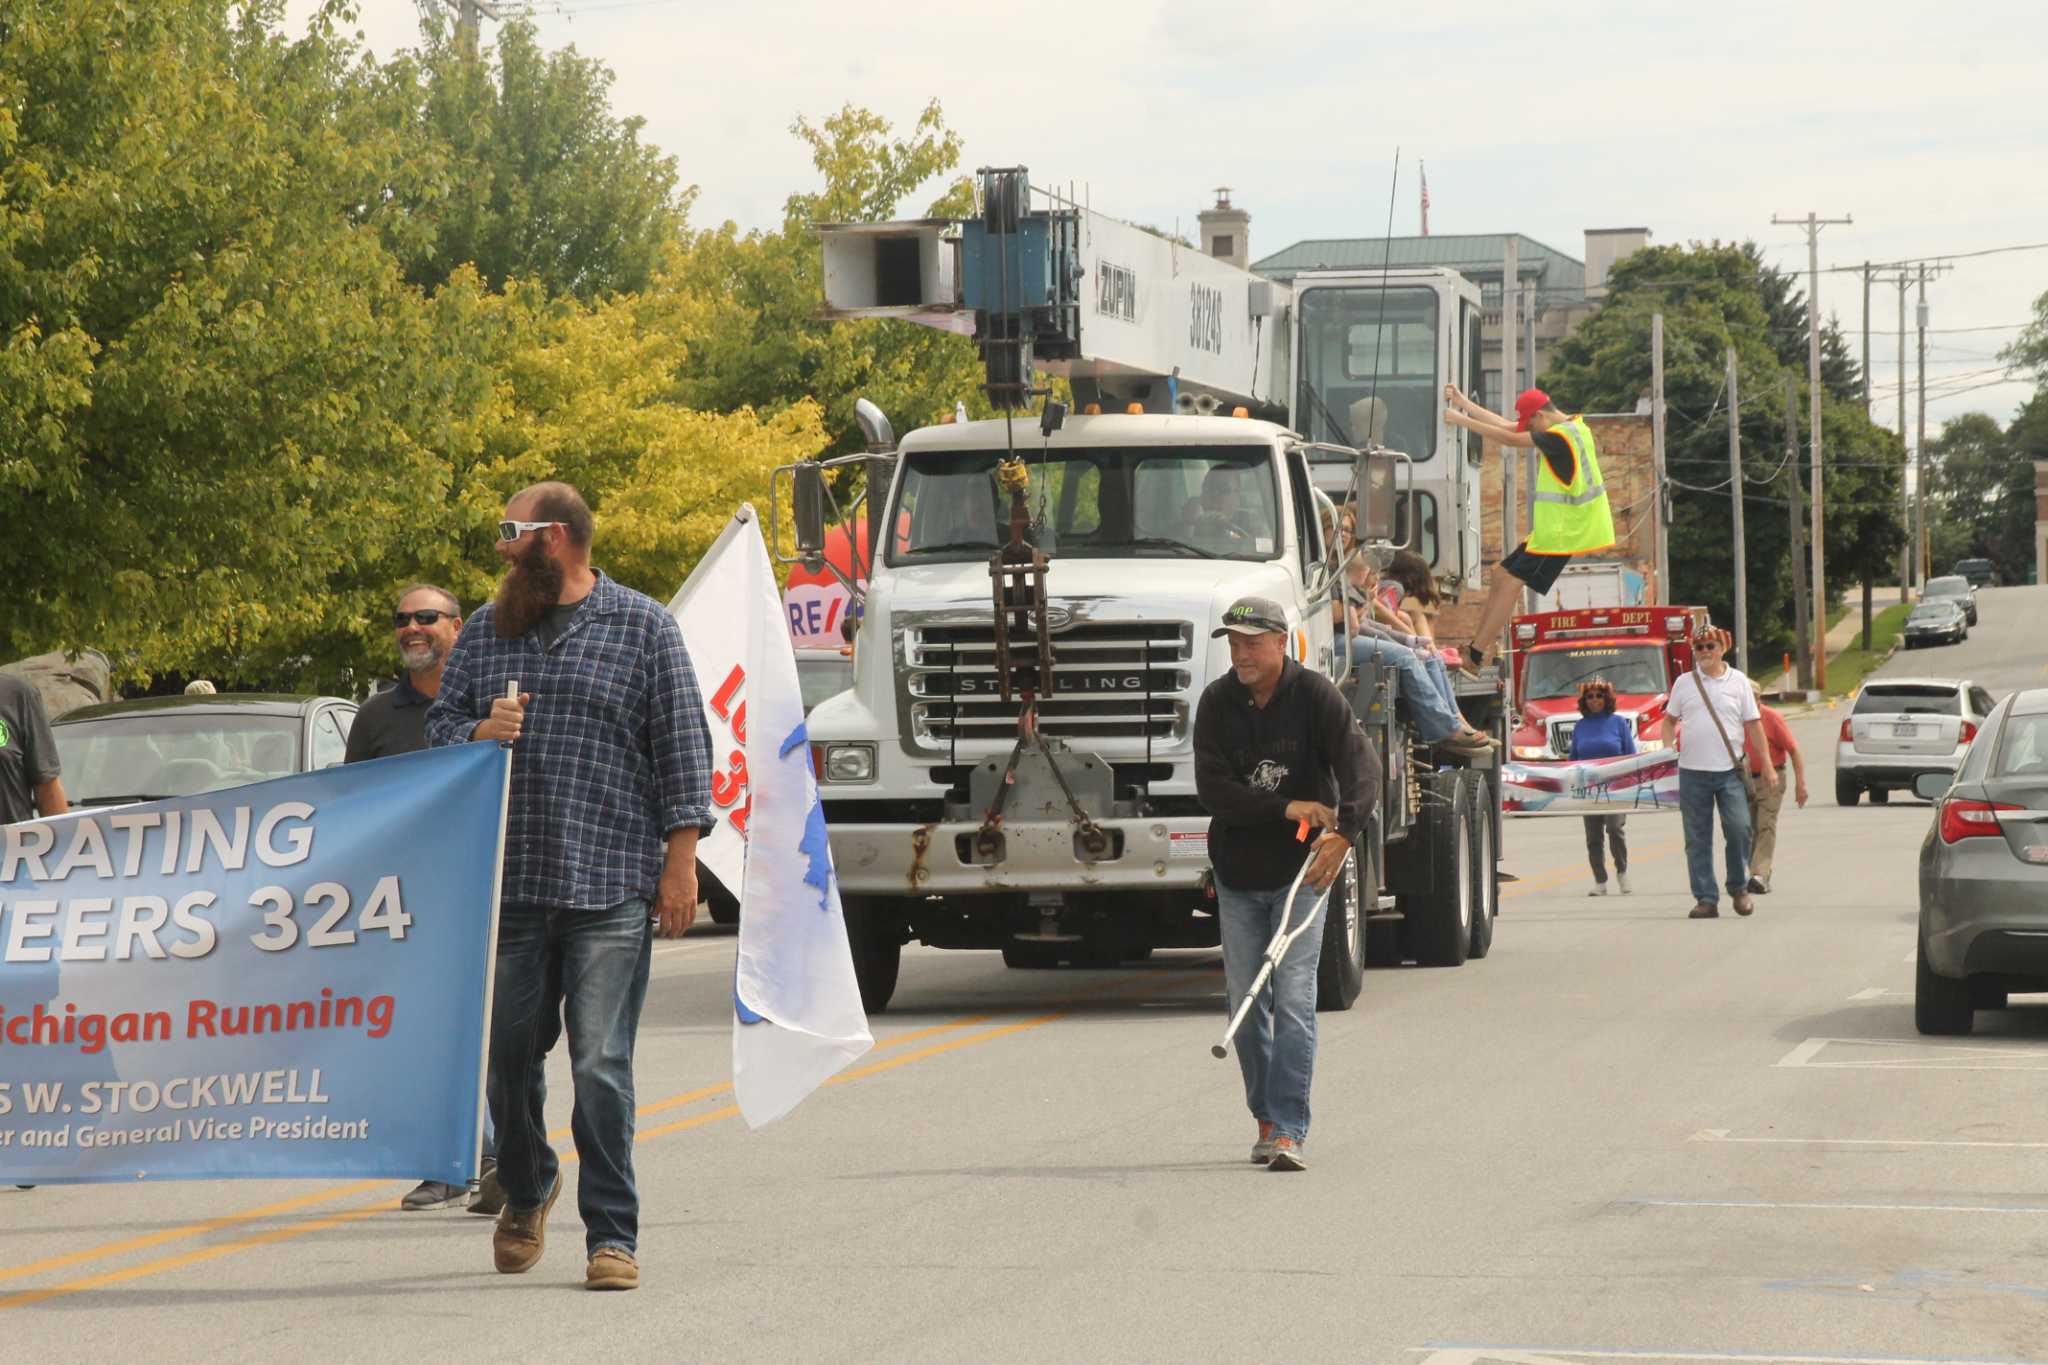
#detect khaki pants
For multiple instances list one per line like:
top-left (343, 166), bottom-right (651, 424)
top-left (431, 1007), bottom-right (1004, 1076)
top-left (1747, 763), bottom-right (1787, 883)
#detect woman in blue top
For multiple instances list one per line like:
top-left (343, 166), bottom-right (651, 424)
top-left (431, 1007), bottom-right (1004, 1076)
top-left (1568, 677), bottom-right (1635, 895)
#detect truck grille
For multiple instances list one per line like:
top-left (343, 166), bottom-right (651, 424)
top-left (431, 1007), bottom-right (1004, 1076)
top-left (906, 620), bottom-right (1194, 746)
top-left (1548, 714), bottom-right (1635, 756)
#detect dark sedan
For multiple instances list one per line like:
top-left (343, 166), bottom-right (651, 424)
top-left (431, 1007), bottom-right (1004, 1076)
top-left (1914, 688), bottom-right (2048, 1034)
top-left (51, 693), bottom-right (359, 806)
top-left (1900, 599), bottom-right (1967, 648)
top-left (1921, 574), bottom-right (1977, 626)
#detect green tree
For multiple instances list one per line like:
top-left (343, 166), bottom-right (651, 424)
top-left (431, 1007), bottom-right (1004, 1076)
top-left (1923, 402), bottom-right (2037, 583)
top-left (389, 18), bottom-right (692, 301)
top-left (2004, 286), bottom-right (2048, 380)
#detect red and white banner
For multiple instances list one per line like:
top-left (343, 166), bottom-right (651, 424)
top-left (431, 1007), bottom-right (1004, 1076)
top-left (1502, 749), bottom-right (1682, 816)
top-left (664, 511), bottom-right (760, 896)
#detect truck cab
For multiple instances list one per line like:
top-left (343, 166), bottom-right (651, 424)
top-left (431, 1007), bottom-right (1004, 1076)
top-left (807, 412), bottom-right (1336, 899)
top-left (1507, 606), bottom-right (1709, 761)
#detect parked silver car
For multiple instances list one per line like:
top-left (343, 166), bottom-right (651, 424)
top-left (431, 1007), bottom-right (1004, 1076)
top-left (1913, 687), bottom-right (2048, 1034)
top-left (1835, 677), bottom-right (1996, 805)
top-left (1921, 573), bottom-right (1977, 626)
top-left (1900, 599), bottom-right (1968, 648)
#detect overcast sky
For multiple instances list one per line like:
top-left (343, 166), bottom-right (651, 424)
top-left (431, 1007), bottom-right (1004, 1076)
top-left (294, 0), bottom-right (2048, 437)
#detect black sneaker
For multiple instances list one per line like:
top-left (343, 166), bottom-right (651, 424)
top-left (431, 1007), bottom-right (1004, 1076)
top-left (401, 1180), bottom-right (469, 1211)
top-left (469, 1159), bottom-right (505, 1216)
top-left (1746, 876), bottom-right (1769, 895)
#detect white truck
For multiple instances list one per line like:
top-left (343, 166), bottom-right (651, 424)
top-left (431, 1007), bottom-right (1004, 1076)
top-left (785, 169), bottom-right (1504, 1011)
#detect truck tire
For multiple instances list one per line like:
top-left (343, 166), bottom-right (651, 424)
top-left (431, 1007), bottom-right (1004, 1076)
top-left (1410, 771), bottom-right (1472, 968)
top-left (1915, 933), bottom-right (1972, 1036)
top-left (1465, 775), bottom-right (1496, 960)
top-left (841, 897), bottom-right (902, 1014)
top-left (1316, 835), bottom-right (1369, 1011)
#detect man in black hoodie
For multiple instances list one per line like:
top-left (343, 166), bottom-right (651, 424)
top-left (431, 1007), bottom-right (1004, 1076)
top-left (1194, 597), bottom-right (1377, 1172)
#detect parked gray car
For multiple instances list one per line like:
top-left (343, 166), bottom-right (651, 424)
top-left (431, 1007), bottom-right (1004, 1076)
top-left (1921, 573), bottom-right (1977, 626)
top-left (1900, 598), bottom-right (1967, 648)
top-left (1835, 677), bottom-right (1996, 805)
top-left (1914, 688), bottom-right (2048, 1034)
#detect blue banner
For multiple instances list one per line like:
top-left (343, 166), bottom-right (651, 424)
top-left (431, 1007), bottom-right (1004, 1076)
top-left (0, 743), bottom-right (509, 1184)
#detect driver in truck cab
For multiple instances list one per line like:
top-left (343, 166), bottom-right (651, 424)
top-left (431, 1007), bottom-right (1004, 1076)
top-left (1194, 596), bottom-right (1378, 1174)
top-left (1441, 386), bottom-right (1616, 669)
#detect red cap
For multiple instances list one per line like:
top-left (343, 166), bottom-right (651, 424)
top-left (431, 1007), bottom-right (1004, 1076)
top-left (1513, 388), bottom-right (1551, 432)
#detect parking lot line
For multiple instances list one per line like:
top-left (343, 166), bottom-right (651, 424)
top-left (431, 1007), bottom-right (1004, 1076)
top-left (1627, 1197), bottom-right (2048, 1216)
top-left (1775, 1037), bottom-right (2048, 1071)
top-left (1691, 1130), bottom-right (2048, 1151)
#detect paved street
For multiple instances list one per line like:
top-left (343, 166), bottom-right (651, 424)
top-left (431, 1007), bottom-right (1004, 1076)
top-left (3, 588), bottom-right (2044, 1364)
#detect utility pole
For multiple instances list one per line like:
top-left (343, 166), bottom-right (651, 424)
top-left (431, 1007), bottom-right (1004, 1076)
top-left (1894, 272), bottom-right (1911, 593)
top-left (1860, 260), bottom-right (1873, 412)
top-left (1727, 346), bottom-right (1747, 669)
top-left (1770, 211), bottom-right (1851, 690)
top-left (418, 0), bottom-right (516, 58)
top-left (1784, 376), bottom-right (1811, 691)
top-left (1651, 312), bottom-right (1669, 601)
top-left (1917, 265), bottom-right (1929, 585)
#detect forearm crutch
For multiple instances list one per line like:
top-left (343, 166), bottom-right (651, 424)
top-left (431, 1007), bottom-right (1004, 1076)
top-left (1212, 823), bottom-right (1335, 1060)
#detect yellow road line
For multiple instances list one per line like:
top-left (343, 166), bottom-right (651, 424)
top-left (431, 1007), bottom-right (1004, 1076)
top-left (0, 974), bottom-right (1205, 1309)
top-left (1502, 837), bottom-right (1682, 898)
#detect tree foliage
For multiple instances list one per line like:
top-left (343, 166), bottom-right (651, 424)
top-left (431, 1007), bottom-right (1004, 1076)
top-left (0, 0), bottom-right (821, 692)
top-left (1541, 242), bottom-right (1904, 665)
top-left (1925, 402), bottom-right (2040, 583)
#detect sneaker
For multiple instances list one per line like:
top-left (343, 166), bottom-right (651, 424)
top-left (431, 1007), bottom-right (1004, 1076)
top-left (468, 1158), bottom-right (504, 1217)
top-left (1251, 1120), bottom-right (1278, 1165)
top-left (1266, 1136), bottom-right (1307, 1172)
top-left (1732, 893), bottom-right (1756, 917)
top-left (401, 1180), bottom-right (469, 1212)
top-left (1616, 871), bottom-right (1632, 895)
top-left (492, 1172), bottom-right (563, 1274)
top-left (1588, 881), bottom-right (1609, 897)
top-left (585, 1247), bottom-right (640, 1292)
top-left (1688, 902), bottom-right (1719, 919)
top-left (1746, 876), bottom-right (1769, 895)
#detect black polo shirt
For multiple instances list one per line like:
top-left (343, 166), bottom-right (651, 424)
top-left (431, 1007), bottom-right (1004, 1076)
top-left (344, 674), bottom-right (434, 762)
top-left (0, 674), bottom-right (62, 825)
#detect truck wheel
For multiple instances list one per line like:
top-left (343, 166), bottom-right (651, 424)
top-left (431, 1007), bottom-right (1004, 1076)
top-left (1834, 774), bottom-right (1860, 806)
top-left (1411, 771), bottom-right (1472, 968)
top-left (1915, 934), bottom-right (1973, 1036)
top-left (1465, 775), bottom-right (1496, 960)
top-left (842, 897), bottom-right (901, 1013)
top-left (1316, 835), bottom-right (1370, 1011)
top-left (1001, 942), bottom-right (1063, 970)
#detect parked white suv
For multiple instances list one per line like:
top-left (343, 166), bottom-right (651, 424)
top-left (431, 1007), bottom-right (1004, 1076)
top-left (1837, 678), bottom-right (1997, 805)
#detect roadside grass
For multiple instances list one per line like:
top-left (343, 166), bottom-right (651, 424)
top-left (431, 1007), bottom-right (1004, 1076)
top-left (1825, 602), bottom-right (1911, 698)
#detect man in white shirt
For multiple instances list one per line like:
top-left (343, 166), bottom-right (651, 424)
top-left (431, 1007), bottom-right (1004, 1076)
top-left (1659, 630), bottom-right (1779, 918)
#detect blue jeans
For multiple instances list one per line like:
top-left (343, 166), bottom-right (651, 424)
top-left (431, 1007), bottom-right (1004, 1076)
top-left (1349, 635), bottom-right (1463, 742)
top-left (490, 898), bottom-right (654, 1256)
top-left (1217, 877), bottom-right (1327, 1143)
top-left (1679, 768), bottom-right (1752, 905)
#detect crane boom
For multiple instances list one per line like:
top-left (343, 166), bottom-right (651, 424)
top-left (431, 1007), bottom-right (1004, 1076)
top-left (820, 167), bottom-right (1291, 414)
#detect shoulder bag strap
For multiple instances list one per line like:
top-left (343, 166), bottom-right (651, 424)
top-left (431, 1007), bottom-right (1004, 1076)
top-left (1689, 669), bottom-right (1748, 773)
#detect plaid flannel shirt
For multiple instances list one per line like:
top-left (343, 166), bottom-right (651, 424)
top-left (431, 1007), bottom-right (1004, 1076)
top-left (426, 571), bottom-right (715, 910)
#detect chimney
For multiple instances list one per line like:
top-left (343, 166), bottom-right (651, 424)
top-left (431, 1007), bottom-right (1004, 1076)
top-left (1584, 227), bottom-right (1650, 299)
top-left (1198, 187), bottom-right (1250, 270)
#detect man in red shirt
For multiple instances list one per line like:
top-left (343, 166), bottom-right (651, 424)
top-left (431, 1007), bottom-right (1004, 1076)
top-left (1745, 681), bottom-right (1808, 894)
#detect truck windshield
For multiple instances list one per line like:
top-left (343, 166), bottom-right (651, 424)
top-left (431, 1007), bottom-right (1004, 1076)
top-left (1522, 643), bottom-right (1668, 701)
top-left (885, 445), bottom-right (1283, 564)
top-left (1294, 286), bottom-right (1439, 461)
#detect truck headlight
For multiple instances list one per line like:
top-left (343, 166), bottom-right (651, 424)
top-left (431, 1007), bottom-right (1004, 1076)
top-left (1512, 745), bottom-right (1549, 760)
top-left (821, 742), bottom-right (875, 783)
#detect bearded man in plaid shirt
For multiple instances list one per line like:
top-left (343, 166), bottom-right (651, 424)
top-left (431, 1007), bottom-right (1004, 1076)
top-left (428, 481), bottom-right (714, 1293)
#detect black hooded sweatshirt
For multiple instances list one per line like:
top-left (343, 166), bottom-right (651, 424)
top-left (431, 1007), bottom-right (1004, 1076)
top-left (1193, 657), bottom-right (1378, 891)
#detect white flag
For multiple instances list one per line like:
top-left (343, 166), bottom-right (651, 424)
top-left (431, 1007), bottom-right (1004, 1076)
top-left (666, 513), bottom-right (757, 901)
top-left (673, 507), bottom-right (873, 1126)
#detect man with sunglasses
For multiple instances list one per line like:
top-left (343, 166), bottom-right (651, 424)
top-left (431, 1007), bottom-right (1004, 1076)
top-left (343, 583), bottom-right (507, 1216)
top-left (428, 481), bottom-right (715, 1293)
top-left (1659, 629), bottom-right (1777, 919)
top-left (345, 585), bottom-right (463, 765)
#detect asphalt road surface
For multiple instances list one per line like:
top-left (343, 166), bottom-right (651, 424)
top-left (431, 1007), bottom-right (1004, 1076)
top-left (4, 587), bottom-right (2045, 1364)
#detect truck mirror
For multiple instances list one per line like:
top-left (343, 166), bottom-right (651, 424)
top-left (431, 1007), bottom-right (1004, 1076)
top-left (792, 462), bottom-right (828, 563)
top-left (1357, 451), bottom-right (1400, 543)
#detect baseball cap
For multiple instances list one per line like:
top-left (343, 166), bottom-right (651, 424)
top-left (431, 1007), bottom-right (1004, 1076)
top-left (1211, 596), bottom-right (1290, 638)
top-left (1513, 388), bottom-right (1551, 432)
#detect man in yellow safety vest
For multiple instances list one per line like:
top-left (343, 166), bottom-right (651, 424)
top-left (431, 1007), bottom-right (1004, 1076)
top-left (1442, 385), bottom-right (1616, 669)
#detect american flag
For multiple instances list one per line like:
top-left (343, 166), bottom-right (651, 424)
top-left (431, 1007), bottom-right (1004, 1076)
top-left (1420, 161), bottom-right (1431, 237)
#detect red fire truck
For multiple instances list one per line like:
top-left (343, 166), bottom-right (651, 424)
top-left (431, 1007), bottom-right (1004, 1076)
top-left (1507, 605), bottom-right (1711, 761)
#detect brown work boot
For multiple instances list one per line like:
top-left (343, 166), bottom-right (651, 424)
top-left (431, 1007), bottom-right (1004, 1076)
top-left (1688, 901), bottom-right (1719, 919)
top-left (1732, 893), bottom-right (1756, 917)
top-left (492, 1172), bottom-right (563, 1274)
top-left (585, 1246), bottom-right (640, 1292)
